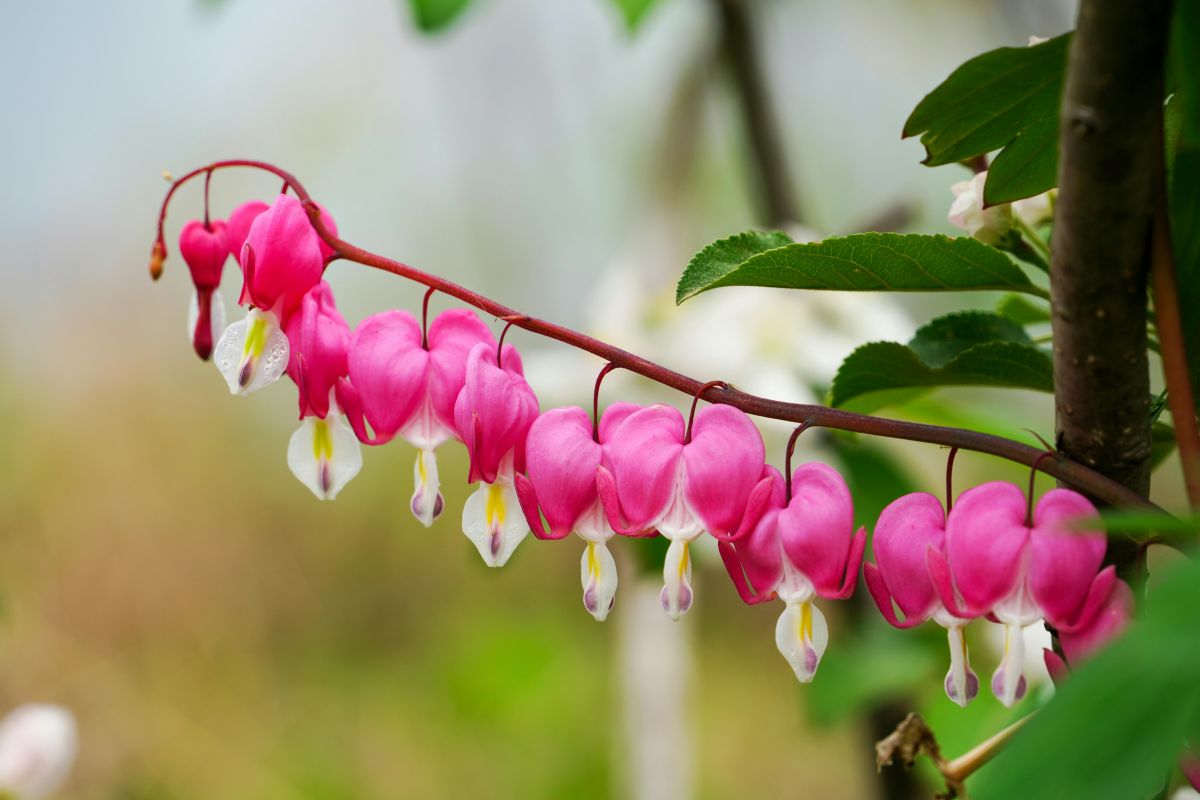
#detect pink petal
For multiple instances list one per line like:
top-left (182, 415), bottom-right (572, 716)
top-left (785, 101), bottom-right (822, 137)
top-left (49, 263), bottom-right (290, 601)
top-left (777, 462), bottom-right (855, 597)
top-left (1059, 577), bottom-right (1134, 664)
top-left (1056, 566), bottom-right (1116, 634)
top-left (681, 405), bottom-right (766, 537)
top-left (1029, 488), bottom-right (1106, 627)
top-left (595, 465), bottom-right (658, 537)
top-left (524, 407), bottom-right (603, 538)
top-left (1042, 649), bottom-right (1071, 686)
top-left (243, 194), bottom-right (324, 318)
top-left (926, 545), bottom-right (977, 619)
top-left (723, 466), bottom-right (784, 543)
top-left (285, 281), bottom-right (350, 419)
top-left (597, 402), bottom-right (642, 444)
top-left (426, 309), bottom-right (496, 436)
top-left (345, 311), bottom-right (427, 444)
top-left (179, 219), bottom-right (228, 289)
top-left (872, 492), bottom-right (947, 624)
top-left (945, 481), bottom-right (1029, 614)
top-left (514, 472), bottom-right (557, 540)
top-left (864, 562), bottom-right (926, 629)
top-left (601, 404), bottom-right (685, 530)
top-left (719, 539), bottom-right (778, 606)
top-left (735, 506), bottom-right (785, 596)
top-left (226, 200), bottom-right (269, 263)
top-left (452, 342), bottom-right (539, 484)
top-left (830, 527), bottom-right (867, 600)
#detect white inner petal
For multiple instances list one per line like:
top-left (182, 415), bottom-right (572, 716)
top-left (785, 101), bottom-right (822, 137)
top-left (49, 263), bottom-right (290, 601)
top-left (580, 540), bottom-right (618, 622)
top-left (774, 600), bottom-right (829, 684)
top-left (461, 480), bottom-right (528, 568)
top-left (654, 461), bottom-right (702, 541)
top-left (660, 538), bottom-right (693, 621)
top-left (410, 447), bottom-right (444, 528)
top-left (286, 411), bottom-right (363, 501)
top-left (400, 393), bottom-right (455, 451)
top-left (214, 308), bottom-right (289, 396)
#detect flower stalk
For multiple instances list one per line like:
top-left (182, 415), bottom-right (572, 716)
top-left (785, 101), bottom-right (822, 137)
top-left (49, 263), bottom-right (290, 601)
top-left (150, 159), bottom-right (1158, 512)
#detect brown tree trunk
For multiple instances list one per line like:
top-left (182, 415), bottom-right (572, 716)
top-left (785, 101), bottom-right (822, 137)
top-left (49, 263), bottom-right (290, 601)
top-left (1051, 0), bottom-right (1173, 579)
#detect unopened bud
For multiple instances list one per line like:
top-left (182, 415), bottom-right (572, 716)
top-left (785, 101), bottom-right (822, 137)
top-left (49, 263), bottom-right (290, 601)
top-left (149, 240), bottom-right (166, 281)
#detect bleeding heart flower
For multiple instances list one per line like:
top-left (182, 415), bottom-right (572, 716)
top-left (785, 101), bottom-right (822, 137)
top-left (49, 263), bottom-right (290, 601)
top-left (453, 341), bottom-right (540, 566)
top-left (226, 201), bottom-right (269, 265)
top-left (336, 308), bottom-right (496, 526)
top-left (864, 492), bottom-right (979, 706)
top-left (282, 281), bottom-right (361, 500)
top-left (1042, 576), bottom-right (1134, 681)
top-left (596, 403), bottom-right (767, 620)
top-left (0, 704), bottom-right (78, 800)
top-left (214, 194), bottom-right (323, 396)
top-left (720, 463), bottom-right (865, 682)
top-left (926, 482), bottom-right (1112, 706)
top-left (178, 219), bottom-right (228, 361)
top-left (515, 402), bottom-right (642, 621)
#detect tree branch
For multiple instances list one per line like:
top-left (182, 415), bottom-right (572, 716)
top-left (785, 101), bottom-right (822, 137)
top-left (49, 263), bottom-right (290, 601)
top-left (715, 0), bottom-right (799, 226)
top-left (151, 160), bottom-right (1158, 511)
top-left (1051, 0), bottom-right (1174, 572)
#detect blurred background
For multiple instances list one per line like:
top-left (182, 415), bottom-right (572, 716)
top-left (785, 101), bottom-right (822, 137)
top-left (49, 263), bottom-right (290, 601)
top-left (6, 1), bottom-right (1180, 798)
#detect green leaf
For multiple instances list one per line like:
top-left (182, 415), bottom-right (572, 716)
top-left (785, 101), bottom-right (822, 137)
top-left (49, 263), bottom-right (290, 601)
top-left (903, 34), bottom-right (1069, 205)
top-left (407, 0), bottom-right (472, 33)
top-left (996, 293), bottom-right (1051, 325)
top-left (974, 561), bottom-right (1200, 800)
top-left (830, 341), bottom-right (1053, 413)
top-left (908, 310), bottom-right (1033, 367)
top-left (829, 311), bottom-right (1052, 413)
top-left (675, 232), bottom-right (1039, 304)
top-left (609, 0), bottom-right (660, 31)
top-left (677, 230), bottom-right (793, 302)
top-left (1151, 420), bottom-right (1178, 470)
top-left (1072, 508), bottom-right (1199, 537)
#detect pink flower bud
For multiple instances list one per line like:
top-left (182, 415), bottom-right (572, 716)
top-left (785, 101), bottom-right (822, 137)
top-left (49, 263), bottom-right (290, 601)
top-left (178, 219), bottom-right (228, 360)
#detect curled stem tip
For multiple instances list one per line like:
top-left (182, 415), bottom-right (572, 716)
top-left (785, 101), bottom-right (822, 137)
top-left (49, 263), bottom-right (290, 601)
top-left (592, 362), bottom-right (619, 443)
top-left (945, 447), bottom-right (959, 514)
top-left (203, 168), bottom-right (213, 230)
top-left (784, 421), bottom-right (814, 501)
top-left (684, 380), bottom-right (729, 444)
top-left (1027, 450), bottom-right (1056, 527)
top-left (421, 287), bottom-right (436, 350)
top-left (496, 318), bottom-right (522, 368)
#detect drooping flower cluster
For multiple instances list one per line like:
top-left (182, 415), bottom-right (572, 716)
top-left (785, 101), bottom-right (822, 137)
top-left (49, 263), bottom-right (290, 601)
top-left (169, 191), bottom-right (1134, 701)
top-left (866, 482), bottom-right (1130, 707)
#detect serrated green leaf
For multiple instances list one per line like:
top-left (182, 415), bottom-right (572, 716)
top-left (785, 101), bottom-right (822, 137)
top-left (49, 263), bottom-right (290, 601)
top-left (675, 231), bottom-right (793, 304)
top-left (903, 34), bottom-right (1069, 205)
top-left (974, 561), bottom-right (1200, 800)
top-left (676, 232), bottom-right (1039, 304)
top-left (407, 0), bottom-right (472, 33)
top-left (610, 0), bottom-right (660, 31)
top-left (830, 340), bottom-right (1053, 413)
top-left (996, 293), bottom-right (1051, 325)
top-left (908, 310), bottom-right (1032, 368)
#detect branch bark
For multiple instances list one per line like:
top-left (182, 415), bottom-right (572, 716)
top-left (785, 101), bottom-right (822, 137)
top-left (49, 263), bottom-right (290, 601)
top-left (1052, 0), bottom-right (1174, 574)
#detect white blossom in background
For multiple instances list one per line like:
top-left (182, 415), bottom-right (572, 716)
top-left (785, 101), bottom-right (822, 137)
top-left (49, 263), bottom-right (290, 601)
top-left (0, 705), bottom-right (78, 800)
top-left (948, 171), bottom-right (1014, 246)
top-left (523, 221), bottom-right (913, 442)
